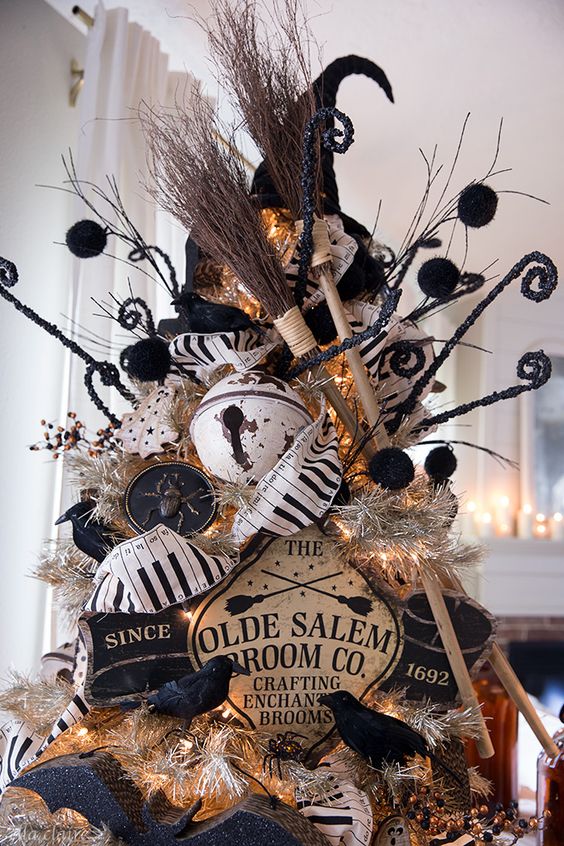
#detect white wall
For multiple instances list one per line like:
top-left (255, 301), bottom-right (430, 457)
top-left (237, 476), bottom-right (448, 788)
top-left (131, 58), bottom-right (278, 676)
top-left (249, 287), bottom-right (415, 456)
top-left (0, 0), bottom-right (85, 674)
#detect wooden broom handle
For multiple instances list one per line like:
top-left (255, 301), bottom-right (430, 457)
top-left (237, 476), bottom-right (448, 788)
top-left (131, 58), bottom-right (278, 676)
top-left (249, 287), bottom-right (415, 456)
top-left (317, 269), bottom-right (390, 449)
top-left (419, 569), bottom-right (495, 758)
top-left (447, 575), bottom-right (560, 758)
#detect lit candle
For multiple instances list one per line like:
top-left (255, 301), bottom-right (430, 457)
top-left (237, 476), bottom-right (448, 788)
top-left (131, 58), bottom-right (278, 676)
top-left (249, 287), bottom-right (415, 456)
top-left (534, 513), bottom-right (548, 539)
top-left (550, 512), bottom-right (564, 541)
top-left (517, 504), bottom-right (533, 539)
top-left (495, 495), bottom-right (513, 537)
top-left (480, 512), bottom-right (494, 539)
top-left (460, 500), bottom-right (478, 538)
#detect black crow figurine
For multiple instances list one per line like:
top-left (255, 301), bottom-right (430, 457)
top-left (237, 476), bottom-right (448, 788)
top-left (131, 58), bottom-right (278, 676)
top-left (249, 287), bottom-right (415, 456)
top-left (147, 656), bottom-right (250, 726)
top-left (55, 500), bottom-right (115, 563)
top-left (319, 691), bottom-right (461, 783)
top-left (171, 291), bottom-right (263, 335)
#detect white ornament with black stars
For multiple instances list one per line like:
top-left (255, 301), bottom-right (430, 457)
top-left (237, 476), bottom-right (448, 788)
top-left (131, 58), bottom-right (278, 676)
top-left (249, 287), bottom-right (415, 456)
top-left (117, 383), bottom-right (178, 459)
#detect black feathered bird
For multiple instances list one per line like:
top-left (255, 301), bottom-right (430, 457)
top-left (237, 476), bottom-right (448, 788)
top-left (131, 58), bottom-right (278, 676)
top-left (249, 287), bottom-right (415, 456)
top-left (55, 500), bottom-right (115, 563)
top-left (147, 656), bottom-right (250, 726)
top-left (171, 291), bottom-right (262, 335)
top-left (319, 691), bottom-right (461, 782)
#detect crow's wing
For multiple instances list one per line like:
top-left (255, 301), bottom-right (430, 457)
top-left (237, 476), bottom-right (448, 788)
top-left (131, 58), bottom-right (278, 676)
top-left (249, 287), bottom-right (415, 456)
top-left (338, 706), bottom-right (427, 767)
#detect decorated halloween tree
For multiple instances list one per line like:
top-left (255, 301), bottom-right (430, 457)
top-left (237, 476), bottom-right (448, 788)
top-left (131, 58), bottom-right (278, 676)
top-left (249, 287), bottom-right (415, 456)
top-left (0, 3), bottom-right (560, 845)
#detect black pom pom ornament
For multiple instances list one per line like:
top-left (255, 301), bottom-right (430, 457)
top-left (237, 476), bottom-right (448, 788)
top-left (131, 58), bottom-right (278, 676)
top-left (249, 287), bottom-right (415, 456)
top-left (418, 257), bottom-right (460, 299)
top-left (121, 337), bottom-right (172, 383)
top-left (369, 447), bottom-right (415, 490)
top-left (304, 303), bottom-right (338, 345)
top-left (458, 183), bottom-right (498, 228)
top-left (424, 445), bottom-right (457, 481)
top-left (65, 220), bottom-right (108, 258)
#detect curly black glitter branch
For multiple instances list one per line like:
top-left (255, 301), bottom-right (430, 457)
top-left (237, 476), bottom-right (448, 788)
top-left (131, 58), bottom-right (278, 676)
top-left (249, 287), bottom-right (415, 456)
top-left (0, 257), bottom-right (135, 426)
top-left (386, 251), bottom-right (557, 432)
top-left (296, 106), bottom-right (354, 306)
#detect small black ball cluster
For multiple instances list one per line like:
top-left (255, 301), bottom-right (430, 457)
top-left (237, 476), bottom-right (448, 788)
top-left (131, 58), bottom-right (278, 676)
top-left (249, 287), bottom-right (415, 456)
top-left (121, 337), bottom-right (171, 383)
top-left (458, 183), bottom-right (498, 228)
top-left (424, 445), bottom-right (457, 482)
top-left (369, 447), bottom-right (414, 490)
top-left (418, 257), bottom-right (460, 299)
top-left (65, 220), bottom-right (108, 258)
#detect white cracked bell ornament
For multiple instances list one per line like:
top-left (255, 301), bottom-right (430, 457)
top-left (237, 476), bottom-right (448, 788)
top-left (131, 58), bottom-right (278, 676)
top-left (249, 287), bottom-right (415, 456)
top-left (190, 370), bottom-right (312, 484)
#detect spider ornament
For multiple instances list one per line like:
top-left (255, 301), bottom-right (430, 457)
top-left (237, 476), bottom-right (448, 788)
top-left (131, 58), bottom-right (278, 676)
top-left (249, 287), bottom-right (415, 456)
top-left (124, 461), bottom-right (217, 536)
top-left (263, 732), bottom-right (306, 777)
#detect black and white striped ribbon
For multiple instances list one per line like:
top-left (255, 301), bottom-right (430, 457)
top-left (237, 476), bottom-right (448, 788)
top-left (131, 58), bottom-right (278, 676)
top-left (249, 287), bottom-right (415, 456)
top-left (39, 641), bottom-right (76, 682)
top-left (84, 524), bottom-right (239, 614)
top-left (0, 683), bottom-right (90, 794)
top-left (170, 329), bottom-right (278, 383)
top-left (285, 214), bottom-right (358, 310)
top-left (296, 755), bottom-right (372, 846)
top-left (233, 400), bottom-right (342, 542)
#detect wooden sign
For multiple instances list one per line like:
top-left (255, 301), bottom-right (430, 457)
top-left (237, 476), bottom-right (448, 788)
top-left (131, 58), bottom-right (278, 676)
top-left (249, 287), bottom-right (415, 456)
top-left (187, 526), bottom-right (404, 746)
top-left (79, 606), bottom-right (195, 705)
top-left (379, 590), bottom-right (496, 705)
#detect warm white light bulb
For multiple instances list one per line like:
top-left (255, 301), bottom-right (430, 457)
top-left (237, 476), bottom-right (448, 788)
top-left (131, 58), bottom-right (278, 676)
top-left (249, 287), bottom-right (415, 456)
top-left (523, 504), bottom-right (533, 514)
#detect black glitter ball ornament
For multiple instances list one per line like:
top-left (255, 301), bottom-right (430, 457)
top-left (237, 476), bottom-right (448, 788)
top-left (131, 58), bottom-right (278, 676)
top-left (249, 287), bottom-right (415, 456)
top-left (121, 337), bottom-right (172, 383)
top-left (304, 303), bottom-right (338, 345)
top-left (369, 447), bottom-right (415, 490)
top-left (418, 258), bottom-right (460, 299)
top-left (65, 220), bottom-right (108, 258)
top-left (458, 183), bottom-right (498, 228)
top-left (424, 445), bottom-right (457, 481)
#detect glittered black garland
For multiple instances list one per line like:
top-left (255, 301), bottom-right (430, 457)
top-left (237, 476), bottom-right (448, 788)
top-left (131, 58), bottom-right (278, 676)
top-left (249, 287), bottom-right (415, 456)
top-left (0, 257), bottom-right (134, 426)
top-left (416, 349), bottom-right (552, 432)
top-left (386, 251), bottom-right (557, 432)
top-left (296, 106), bottom-right (355, 306)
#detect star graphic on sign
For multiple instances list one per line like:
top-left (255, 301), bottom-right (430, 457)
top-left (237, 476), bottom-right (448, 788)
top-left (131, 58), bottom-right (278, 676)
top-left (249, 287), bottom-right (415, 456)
top-left (300, 590), bottom-right (306, 597)
top-left (348, 579), bottom-right (354, 586)
top-left (309, 564), bottom-right (315, 571)
top-left (293, 571), bottom-right (300, 578)
top-left (274, 560), bottom-right (281, 568)
top-left (332, 585), bottom-right (337, 592)
top-left (263, 583), bottom-right (269, 590)
top-left (247, 580), bottom-right (253, 587)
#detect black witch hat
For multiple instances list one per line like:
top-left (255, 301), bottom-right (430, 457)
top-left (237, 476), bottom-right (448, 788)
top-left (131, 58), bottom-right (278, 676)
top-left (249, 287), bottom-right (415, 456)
top-left (251, 55), bottom-right (394, 237)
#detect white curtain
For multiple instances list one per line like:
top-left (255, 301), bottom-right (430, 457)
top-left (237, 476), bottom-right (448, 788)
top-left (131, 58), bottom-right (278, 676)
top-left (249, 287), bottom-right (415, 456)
top-left (65, 2), bottom-right (197, 423)
top-left (52, 3), bottom-right (198, 647)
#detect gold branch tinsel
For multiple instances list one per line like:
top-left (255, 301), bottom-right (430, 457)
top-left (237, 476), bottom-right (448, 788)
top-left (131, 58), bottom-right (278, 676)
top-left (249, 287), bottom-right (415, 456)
top-left (0, 795), bottom-right (125, 846)
top-left (332, 475), bottom-right (484, 585)
top-left (32, 540), bottom-right (97, 626)
top-left (468, 766), bottom-right (493, 799)
top-left (0, 672), bottom-right (74, 735)
top-left (65, 449), bottom-right (142, 530)
top-left (367, 688), bottom-right (486, 750)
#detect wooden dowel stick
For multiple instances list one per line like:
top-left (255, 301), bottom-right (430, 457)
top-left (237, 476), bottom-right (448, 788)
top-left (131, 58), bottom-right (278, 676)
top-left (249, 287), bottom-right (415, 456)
top-left (446, 575), bottom-right (559, 758)
top-left (419, 569), bottom-right (494, 758)
top-left (489, 643), bottom-right (560, 758)
top-left (317, 270), bottom-right (390, 448)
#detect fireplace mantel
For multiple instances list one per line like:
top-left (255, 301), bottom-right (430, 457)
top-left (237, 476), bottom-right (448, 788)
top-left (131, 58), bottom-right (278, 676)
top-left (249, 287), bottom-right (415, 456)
top-left (461, 538), bottom-right (564, 617)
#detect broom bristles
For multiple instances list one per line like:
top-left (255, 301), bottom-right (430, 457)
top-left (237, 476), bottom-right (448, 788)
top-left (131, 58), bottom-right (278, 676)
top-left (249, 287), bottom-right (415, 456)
top-left (142, 94), bottom-right (294, 319)
top-left (206, 0), bottom-right (319, 220)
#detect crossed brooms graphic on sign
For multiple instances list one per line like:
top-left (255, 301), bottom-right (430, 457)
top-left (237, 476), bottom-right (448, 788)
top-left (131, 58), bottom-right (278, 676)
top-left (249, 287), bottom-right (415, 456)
top-left (225, 569), bottom-right (373, 617)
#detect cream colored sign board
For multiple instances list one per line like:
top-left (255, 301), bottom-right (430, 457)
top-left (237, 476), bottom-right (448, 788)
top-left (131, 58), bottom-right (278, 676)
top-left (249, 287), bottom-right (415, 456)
top-left (188, 526), bottom-right (403, 745)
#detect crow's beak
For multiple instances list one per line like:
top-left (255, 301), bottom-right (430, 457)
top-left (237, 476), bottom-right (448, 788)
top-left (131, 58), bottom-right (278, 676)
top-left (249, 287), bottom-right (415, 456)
top-left (318, 694), bottom-right (332, 707)
top-left (171, 298), bottom-right (180, 306)
top-left (231, 661), bottom-right (251, 676)
top-left (54, 509), bottom-right (70, 526)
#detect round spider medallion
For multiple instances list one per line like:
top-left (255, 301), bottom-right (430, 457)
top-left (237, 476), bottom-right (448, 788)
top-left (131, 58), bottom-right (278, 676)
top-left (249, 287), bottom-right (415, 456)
top-left (124, 462), bottom-right (216, 536)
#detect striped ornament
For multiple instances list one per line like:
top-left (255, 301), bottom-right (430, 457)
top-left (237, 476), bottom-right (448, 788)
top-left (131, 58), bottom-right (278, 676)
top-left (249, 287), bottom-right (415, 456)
top-left (84, 524), bottom-right (239, 614)
top-left (296, 755), bottom-right (372, 846)
top-left (232, 400), bottom-right (342, 542)
top-left (170, 329), bottom-right (278, 383)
